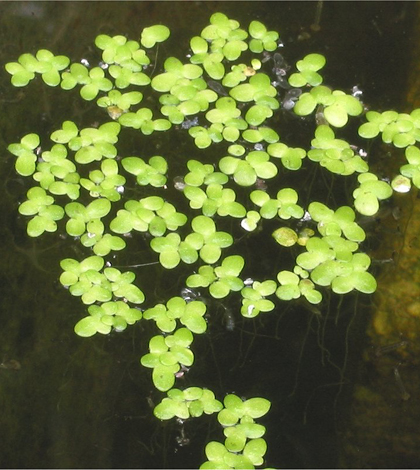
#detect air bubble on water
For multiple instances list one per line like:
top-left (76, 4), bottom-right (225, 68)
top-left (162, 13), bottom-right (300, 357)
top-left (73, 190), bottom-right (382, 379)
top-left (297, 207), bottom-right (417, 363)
top-left (352, 85), bottom-right (363, 98)
top-left (301, 211), bottom-right (312, 222)
top-left (241, 218), bottom-right (252, 231)
top-left (261, 51), bottom-right (271, 63)
top-left (283, 99), bottom-right (294, 110)
top-left (181, 116), bottom-right (199, 130)
top-left (282, 88), bottom-right (302, 109)
top-left (181, 287), bottom-right (200, 302)
top-left (174, 176), bottom-right (186, 191)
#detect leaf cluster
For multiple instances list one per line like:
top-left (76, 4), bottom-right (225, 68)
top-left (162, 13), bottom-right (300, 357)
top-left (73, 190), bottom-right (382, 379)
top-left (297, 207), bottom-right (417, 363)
top-left (200, 394), bottom-right (271, 469)
top-left (143, 297), bottom-right (207, 334)
top-left (150, 215), bottom-right (233, 269)
top-left (8, 11), bottom-right (420, 469)
top-left (140, 328), bottom-right (194, 391)
top-left (186, 255), bottom-right (244, 299)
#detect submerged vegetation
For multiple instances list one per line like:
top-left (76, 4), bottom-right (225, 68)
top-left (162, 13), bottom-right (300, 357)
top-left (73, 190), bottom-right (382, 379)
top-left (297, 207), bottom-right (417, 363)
top-left (5, 11), bottom-right (419, 468)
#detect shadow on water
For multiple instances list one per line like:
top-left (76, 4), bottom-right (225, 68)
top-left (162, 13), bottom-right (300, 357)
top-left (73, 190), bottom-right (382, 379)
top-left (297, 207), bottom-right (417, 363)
top-left (0, 1), bottom-right (416, 468)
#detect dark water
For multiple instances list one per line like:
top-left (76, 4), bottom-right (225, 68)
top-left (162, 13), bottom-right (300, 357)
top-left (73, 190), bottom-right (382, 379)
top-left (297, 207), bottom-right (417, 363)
top-left (0, 2), bottom-right (416, 468)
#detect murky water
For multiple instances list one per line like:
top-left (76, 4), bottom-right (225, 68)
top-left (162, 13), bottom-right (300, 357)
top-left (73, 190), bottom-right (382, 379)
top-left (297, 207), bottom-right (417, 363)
top-left (0, 2), bottom-right (417, 468)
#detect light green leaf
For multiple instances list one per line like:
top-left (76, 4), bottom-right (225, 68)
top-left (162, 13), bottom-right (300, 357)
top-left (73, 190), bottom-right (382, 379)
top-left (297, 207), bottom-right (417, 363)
top-left (74, 316), bottom-right (112, 337)
top-left (141, 25), bottom-right (170, 48)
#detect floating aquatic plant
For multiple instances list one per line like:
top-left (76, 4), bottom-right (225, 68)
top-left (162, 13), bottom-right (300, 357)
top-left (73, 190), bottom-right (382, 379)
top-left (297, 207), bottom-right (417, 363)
top-left (143, 296), bottom-right (207, 334)
top-left (75, 300), bottom-right (142, 337)
top-left (8, 133), bottom-right (40, 176)
top-left (6, 10), bottom-right (419, 469)
top-left (240, 280), bottom-right (276, 318)
top-left (18, 186), bottom-right (65, 237)
top-left (140, 328), bottom-right (194, 391)
top-left (200, 394), bottom-right (270, 469)
top-left (5, 49), bottom-right (69, 87)
top-left (358, 109), bottom-right (420, 148)
top-left (308, 125), bottom-right (368, 175)
top-left (154, 387), bottom-right (223, 420)
top-left (294, 85), bottom-right (363, 127)
top-left (353, 172), bottom-right (393, 216)
top-left (288, 53), bottom-right (326, 87)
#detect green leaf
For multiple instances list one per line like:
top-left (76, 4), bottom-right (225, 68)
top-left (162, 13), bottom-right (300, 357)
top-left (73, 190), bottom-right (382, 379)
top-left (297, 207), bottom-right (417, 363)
top-left (297, 53), bottom-right (326, 71)
top-left (243, 438), bottom-right (267, 466)
top-left (87, 198), bottom-right (111, 219)
top-left (21, 133), bottom-right (40, 149)
top-left (50, 120), bottom-right (79, 144)
top-left (160, 250), bottom-right (181, 269)
top-left (209, 280), bottom-right (231, 299)
top-left (203, 441), bottom-right (229, 465)
top-left (204, 57), bottom-right (225, 80)
top-left (249, 20), bottom-right (267, 39)
top-left (243, 397), bottom-right (271, 418)
top-left (15, 152), bottom-right (37, 176)
top-left (152, 365), bottom-right (178, 392)
top-left (289, 72), bottom-right (311, 88)
top-left (153, 398), bottom-right (179, 420)
top-left (245, 104), bottom-right (272, 126)
top-left (168, 327), bottom-right (193, 348)
top-left (74, 316), bottom-right (112, 337)
top-left (219, 255), bottom-right (245, 277)
top-left (354, 192), bottom-right (379, 216)
top-left (192, 215), bottom-right (216, 237)
top-left (294, 93), bottom-right (317, 116)
top-left (26, 215), bottom-right (53, 237)
top-left (190, 36), bottom-right (208, 54)
top-left (6, 61), bottom-right (35, 86)
top-left (223, 40), bottom-right (247, 61)
top-left (200, 244), bottom-right (222, 264)
top-left (181, 311), bottom-right (207, 334)
top-left (151, 72), bottom-right (178, 92)
top-left (324, 102), bottom-right (349, 127)
top-left (358, 121), bottom-right (380, 139)
top-left (229, 83), bottom-right (255, 102)
top-left (42, 69), bottom-right (61, 87)
top-left (224, 428), bottom-right (247, 453)
top-left (234, 161), bottom-right (257, 186)
top-left (352, 271), bottom-right (377, 294)
top-left (272, 227), bottom-right (298, 247)
top-left (141, 25), bottom-right (170, 48)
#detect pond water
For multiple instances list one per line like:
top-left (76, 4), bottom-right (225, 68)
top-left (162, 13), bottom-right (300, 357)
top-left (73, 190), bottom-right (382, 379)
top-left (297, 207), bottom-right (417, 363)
top-left (0, 1), bottom-right (417, 468)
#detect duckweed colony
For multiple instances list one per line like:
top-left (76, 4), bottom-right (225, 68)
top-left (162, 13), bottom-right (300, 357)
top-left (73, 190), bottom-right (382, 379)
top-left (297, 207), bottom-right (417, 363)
top-left (5, 12), bottom-right (419, 469)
